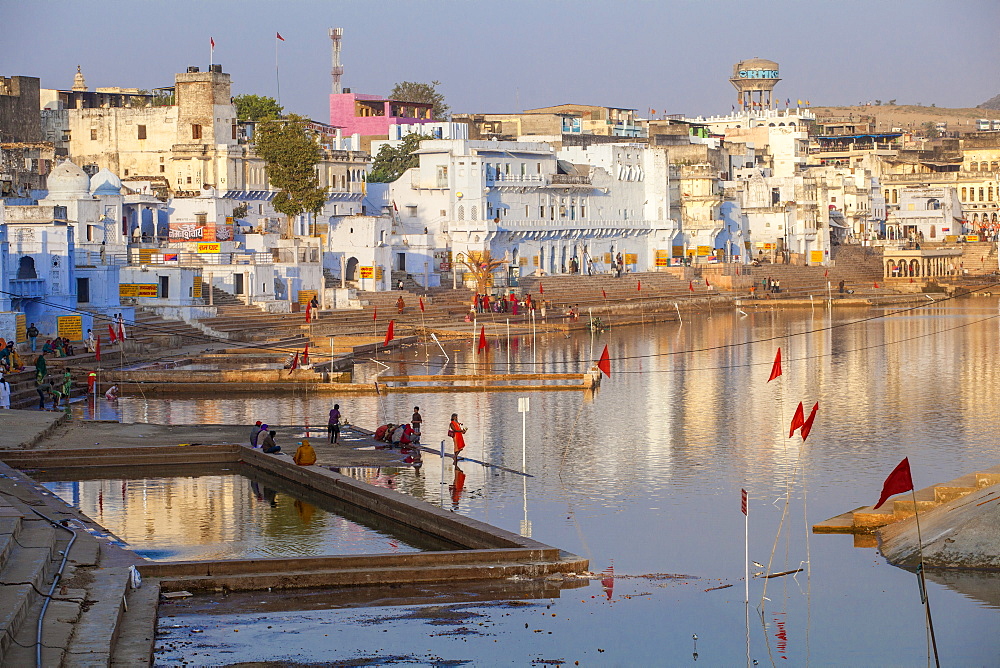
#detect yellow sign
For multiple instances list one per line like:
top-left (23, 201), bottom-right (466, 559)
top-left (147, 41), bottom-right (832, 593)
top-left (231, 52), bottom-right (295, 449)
top-left (15, 314), bottom-right (26, 343)
top-left (603, 253), bottom-right (612, 264)
top-left (193, 274), bottom-right (203, 299)
top-left (624, 253), bottom-right (637, 264)
top-left (57, 316), bottom-right (83, 341)
top-left (138, 284), bottom-right (159, 297)
top-left (359, 266), bottom-right (374, 279)
top-left (810, 250), bottom-right (824, 264)
top-left (298, 290), bottom-right (317, 305)
top-left (966, 234), bottom-right (980, 242)
top-left (672, 246), bottom-right (684, 257)
top-left (375, 267), bottom-right (384, 280)
top-left (138, 248), bottom-right (156, 264)
top-left (197, 243), bottom-right (221, 253)
top-left (654, 250), bottom-right (669, 267)
top-left (533, 256), bottom-right (539, 266)
top-left (225, 216), bottom-right (234, 225)
top-left (518, 257), bottom-right (527, 266)
top-left (119, 284), bottom-right (139, 297)
top-left (697, 246), bottom-right (711, 257)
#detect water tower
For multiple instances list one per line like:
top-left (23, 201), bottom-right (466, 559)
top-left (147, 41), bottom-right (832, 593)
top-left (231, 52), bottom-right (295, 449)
top-left (730, 58), bottom-right (780, 110)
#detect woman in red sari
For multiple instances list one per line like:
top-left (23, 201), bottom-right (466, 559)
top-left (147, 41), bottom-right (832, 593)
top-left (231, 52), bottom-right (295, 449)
top-left (449, 413), bottom-right (467, 459)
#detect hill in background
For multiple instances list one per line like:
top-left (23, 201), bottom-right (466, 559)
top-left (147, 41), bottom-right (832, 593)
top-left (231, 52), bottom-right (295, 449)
top-left (978, 94), bottom-right (1000, 110)
top-left (811, 104), bottom-right (1000, 134)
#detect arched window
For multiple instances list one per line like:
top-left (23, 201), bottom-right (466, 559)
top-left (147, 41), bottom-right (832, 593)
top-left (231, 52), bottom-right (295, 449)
top-left (471, 205), bottom-right (478, 220)
top-left (892, 189), bottom-right (898, 204)
top-left (927, 199), bottom-right (940, 210)
top-left (17, 256), bottom-right (37, 279)
top-left (457, 205), bottom-right (465, 220)
top-left (980, 188), bottom-right (986, 201)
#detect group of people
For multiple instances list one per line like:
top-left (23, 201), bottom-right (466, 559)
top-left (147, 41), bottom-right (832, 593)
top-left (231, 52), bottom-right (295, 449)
top-left (468, 292), bottom-right (544, 318)
top-left (30, 356), bottom-right (74, 411)
top-left (249, 419), bottom-right (319, 467)
top-left (373, 406), bottom-right (423, 449)
top-left (0, 340), bottom-right (23, 374)
top-left (41, 337), bottom-right (76, 358)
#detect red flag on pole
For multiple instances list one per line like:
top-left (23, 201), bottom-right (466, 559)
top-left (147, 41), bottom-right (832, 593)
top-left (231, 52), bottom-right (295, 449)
top-left (302, 344), bottom-right (309, 365)
top-left (288, 351), bottom-right (299, 374)
top-left (767, 348), bottom-right (782, 382)
top-left (824, 269), bottom-right (829, 278)
top-left (210, 37), bottom-right (215, 49)
top-left (539, 283), bottom-right (544, 294)
top-left (741, 488), bottom-right (748, 515)
top-left (108, 324), bottom-right (117, 344)
top-left (305, 302), bottom-right (312, 323)
top-left (95, 335), bottom-right (101, 362)
top-left (637, 280), bottom-right (641, 292)
top-left (602, 288), bottom-right (607, 300)
top-left (706, 278), bottom-right (710, 287)
top-left (384, 320), bottom-right (395, 347)
top-left (789, 401), bottom-right (805, 437)
top-left (276, 32), bottom-right (285, 41)
top-left (874, 281), bottom-right (879, 289)
top-left (597, 344), bottom-right (611, 378)
top-left (800, 402), bottom-right (819, 441)
top-left (419, 297), bottom-right (425, 312)
top-left (689, 280), bottom-right (694, 292)
top-left (873, 457), bottom-right (914, 509)
top-left (477, 325), bottom-right (487, 353)
top-left (373, 307), bottom-right (377, 322)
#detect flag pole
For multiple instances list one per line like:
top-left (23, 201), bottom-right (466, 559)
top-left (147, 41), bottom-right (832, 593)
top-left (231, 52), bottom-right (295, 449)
top-left (743, 487), bottom-right (751, 667)
top-left (909, 488), bottom-right (941, 668)
top-left (275, 35), bottom-right (281, 104)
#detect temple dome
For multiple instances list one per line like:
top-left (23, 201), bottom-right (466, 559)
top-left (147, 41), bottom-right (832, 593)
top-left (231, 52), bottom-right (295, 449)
top-left (90, 168), bottom-right (122, 196)
top-left (46, 160), bottom-right (92, 197)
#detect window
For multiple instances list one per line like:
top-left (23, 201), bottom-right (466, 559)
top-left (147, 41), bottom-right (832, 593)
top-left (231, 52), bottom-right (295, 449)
top-left (406, 205), bottom-right (417, 217)
top-left (232, 124), bottom-right (237, 140)
top-left (138, 125), bottom-right (147, 140)
top-left (962, 187), bottom-right (968, 200)
top-left (980, 188), bottom-right (985, 201)
top-left (187, 176), bottom-right (192, 184)
top-left (195, 214), bottom-right (207, 225)
top-left (90, 129), bottom-right (97, 140)
top-left (192, 124), bottom-right (202, 139)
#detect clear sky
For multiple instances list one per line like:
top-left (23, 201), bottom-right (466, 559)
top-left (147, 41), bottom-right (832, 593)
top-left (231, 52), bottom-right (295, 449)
top-left (4, 0), bottom-right (999, 122)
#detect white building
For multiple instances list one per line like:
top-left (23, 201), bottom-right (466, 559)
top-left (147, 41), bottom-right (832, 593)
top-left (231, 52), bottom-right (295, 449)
top-left (886, 186), bottom-right (964, 241)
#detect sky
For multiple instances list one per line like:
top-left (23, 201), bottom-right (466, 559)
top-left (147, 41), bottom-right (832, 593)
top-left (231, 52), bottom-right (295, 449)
top-left (4, 0), bottom-right (999, 123)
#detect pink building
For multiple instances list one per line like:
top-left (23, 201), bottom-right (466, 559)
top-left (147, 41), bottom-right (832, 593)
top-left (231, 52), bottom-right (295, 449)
top-left (329, 92), bottom-right (434, 138)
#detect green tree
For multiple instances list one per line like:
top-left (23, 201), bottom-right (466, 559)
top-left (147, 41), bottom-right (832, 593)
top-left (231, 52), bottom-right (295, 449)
top-left (921, 121), bottom-right (941, 139)
top-left (389, 81), bottom-right (449, 120)
top-left (234, 94), bottom-right (284, 121)
top-left (366, 133), bottom-right (430, 183)
top-left (252, 114), bottom-right (326, 237)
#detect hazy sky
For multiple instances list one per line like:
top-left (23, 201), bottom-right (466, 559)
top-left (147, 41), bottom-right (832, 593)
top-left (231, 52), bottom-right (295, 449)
top-left (5, 1), bottom-right (999, 122)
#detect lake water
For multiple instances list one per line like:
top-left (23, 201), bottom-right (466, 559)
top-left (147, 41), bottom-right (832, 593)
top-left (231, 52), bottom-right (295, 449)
top-left (77, 298), bottom-right (1000, 665)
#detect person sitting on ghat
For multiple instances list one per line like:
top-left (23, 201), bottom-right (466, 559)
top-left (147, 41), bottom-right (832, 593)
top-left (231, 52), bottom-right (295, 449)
top-left (250, 421), bottom-right (264, 448)
top-left (293, 439), bottom-right (317, 466)
top-left (261, 430), bottom-right (281, 454)
top-left (105, 385), bottom-right (119, 401)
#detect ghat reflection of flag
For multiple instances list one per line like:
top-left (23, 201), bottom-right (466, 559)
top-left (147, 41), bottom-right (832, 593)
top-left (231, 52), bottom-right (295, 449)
top-left (689, 280), bottom-right (694, 292)
top-left (602, 288), bottom-right (607, 299)
top-left (419, 297), bottom-right (424, 312)
top-left (873, 457), bottom-right (913, 509)
top-left (602, 564), bottom-right (614, 600)
top-left (477, 325), bottom-right (487, 353)
top-left (767, 348), bottom-right (782, 382)
top-left (302, 343), bottom-right (309, 365)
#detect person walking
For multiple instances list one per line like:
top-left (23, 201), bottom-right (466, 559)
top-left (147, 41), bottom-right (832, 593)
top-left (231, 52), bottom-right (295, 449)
top-left (448, 413), bottom-right (467, 459)
top-left (62, 368), bottom-right (73, 403)
top-left (328, 404), bottom-right (341, 444)
top-left (27, 323), bottom-right (39, 353)
top-left (396, 295), bottom-right (405, 314)
top-left (0, 375), bottom-right (10, 409)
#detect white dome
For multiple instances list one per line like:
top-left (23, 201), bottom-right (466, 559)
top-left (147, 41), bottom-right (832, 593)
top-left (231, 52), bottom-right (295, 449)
top-left (90, 168), bottom-right (122, 196)
top-left (47, 160), bottom-right (92, 196)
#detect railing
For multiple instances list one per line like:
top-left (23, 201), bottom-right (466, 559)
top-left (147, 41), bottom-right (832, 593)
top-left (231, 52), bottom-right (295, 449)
top-left (8, 278), bottom-right (46, 298)
top-left (549, 174), bottom-right (591, 185)
top-left (126, 251), bottom-right (278, 266)
top-left (487, 173), bottom-right (545, 185)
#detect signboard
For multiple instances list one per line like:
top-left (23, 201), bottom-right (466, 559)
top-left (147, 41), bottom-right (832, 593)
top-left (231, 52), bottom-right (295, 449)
top-left (518, 257), bottom-right (527, 266)
top-left (197, 243), bottom-right (221, 253)
top-left (672, 246), bottom-right (685, 257)
top-left (697, 246), bottom-right (711, 257)
top-left (15, 313), bottom-right (26, 343)
top-left (359, 266), bottom-right (374, 279)
top-left (533, 256), bottom-right (539, 266)
top-left (119, 284), bottom-right (158, 298)
top-left (298, 290), bottom-right (317, 305)
top-left (810, 250), bottom-right (825, 264)
top-left (967, 234), bottom-right (980, 242)
top-left (168, 222), bottom-right (209, 242)
top-left (738, 69), bottom-right (779, 79)
top-left (375, 267), bottom-right (384, 281)
top-left (433, 250), bottom-right (453, 272)
top-left (162, 253), bottom-right (178, 262)
top-left (624, 253), bottom-right (637, 265)
top-left (138, 248), bottom-right (157, 264)
top-left (57, 316), bottom-right (83, 341)
top-left (654, 250), bottom-right (669, 267)
top-left (192, 274), bottom-right (203, 299)
top-left (603, 253), bottom-right (612, 264)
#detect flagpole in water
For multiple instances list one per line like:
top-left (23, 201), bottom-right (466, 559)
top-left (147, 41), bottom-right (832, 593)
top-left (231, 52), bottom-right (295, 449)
top-left (743, 487), bottom-right (750, 667)
top-left (910, 487), bottom-right (941, 668)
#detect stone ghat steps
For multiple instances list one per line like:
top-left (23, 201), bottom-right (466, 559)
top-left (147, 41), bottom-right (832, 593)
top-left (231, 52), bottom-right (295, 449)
top-left (813, 464), bottom-right (1000, 534)
top-left (519, 274), bottom-right (720, 306)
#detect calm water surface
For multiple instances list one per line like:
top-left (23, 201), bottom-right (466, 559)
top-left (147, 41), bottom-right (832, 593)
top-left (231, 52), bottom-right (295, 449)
top-left (77, 298), bottom-right (1000, 665)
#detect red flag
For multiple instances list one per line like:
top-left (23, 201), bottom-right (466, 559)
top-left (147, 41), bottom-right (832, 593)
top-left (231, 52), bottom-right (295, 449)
top-left (302, 344), bottom-right (309, 365)
top-left (210, 37), bottom-right (215, 49)
top-left (789, 401), bottom-right (805, 437)
top-left (539, 283), bottom-right (544, 294)
top-left (767, 348), bottom-right (782, 382)
top-left (477, 325), bottom-right (487, 353)
top-left (874, 281), bottom-right (879, 289)
top-left (706, 278), bottom-right (710, 287)
top-left (419, 297), bottom-right (425, 312)
top-left (597, 344), bottom-right (611, 378)
top-left (288, 351), bottom-right (299, 374)
top-left (637, 280), bottom-right (641, 292)
top-left (909, 277), bottom-right (914, 283)
top-left (384, 319), bottom-right (395, 347)
top-left (305, 302), bottom-right (312, 323)
top-left (873, 457), bottom-right (914, 509)
top-left (373, 307), bottom-right (377, 322)
top-left (118, 321), bottom-right (125, 341)
top-left (741, 488), bottom-right (748, 516)
top-left (95, 335), bottom-right (101, 362)
top-left (800, 402), bottom-right (819, 441)
top-left (602, 288), bottom-right (607, 299)
top-left (108, 324), bottom-right (117, 344)
top-left (689, 280), bottom-right (694, 292)
top-left (824, 269), bottom-right (829, 277)
top-left (276, 32), bottom-right (285, 41)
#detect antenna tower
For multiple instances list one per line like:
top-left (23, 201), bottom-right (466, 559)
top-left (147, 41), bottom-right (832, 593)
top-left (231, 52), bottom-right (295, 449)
top-left (329, 27), bottom-right (344, 94)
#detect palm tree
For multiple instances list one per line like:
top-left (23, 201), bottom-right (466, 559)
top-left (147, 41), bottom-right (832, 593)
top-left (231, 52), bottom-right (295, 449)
top-left (456, 250), bottom-right (505, 295)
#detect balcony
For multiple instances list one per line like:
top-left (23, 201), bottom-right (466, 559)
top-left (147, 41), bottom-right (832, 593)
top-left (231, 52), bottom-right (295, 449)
top-left (486, 173), bottom-right (544, 185)
top-left (9, 278), bottom-right (46, 298)
top-left (548, 174), bottom-right (591, 185)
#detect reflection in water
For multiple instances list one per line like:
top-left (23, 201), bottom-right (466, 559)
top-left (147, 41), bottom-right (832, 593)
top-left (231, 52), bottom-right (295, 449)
top-left (66, 298), bottom-right (1000, 664)
top-left (43, 470), bottom-right (427, 560)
